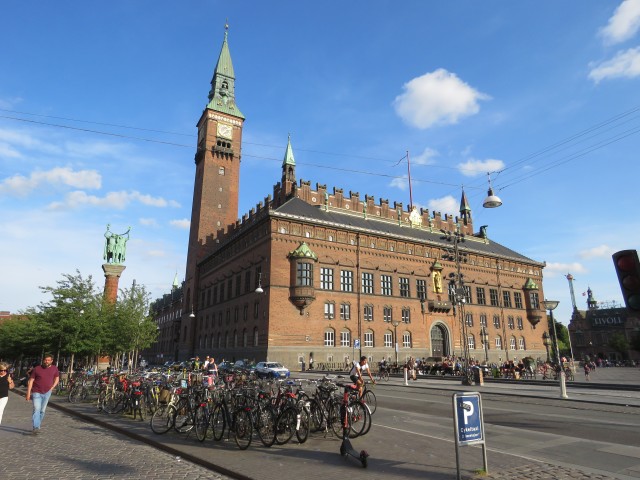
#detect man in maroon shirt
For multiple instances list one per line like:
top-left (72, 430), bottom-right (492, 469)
top-left (26, 354), bottom-right (59, 434)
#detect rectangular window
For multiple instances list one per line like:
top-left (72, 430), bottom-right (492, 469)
top-left (530, 292), bottom-right (540, 309)
top-left (516, 316), bottom-right (524, 330)
top-left (493, 315), bottom-right (501, 328)
top-left (384, 332), bottom-right (392, 348)
top-left (255, 266), bottom-right (262, 290)
top-left (489, 289), bottom-right (499, 307)
top-left (503, 291), bottom-right (512, 308)
top-left (495, 336), bottom-right (502, 349)
top-left (235, 275), bottom-right (241, 297)
top-left (383, 306), bottom-right (392, 323)
top-left (476, 287), bottom-right (486, 305)
top-left (254, 301), bottom-right (259, 319)
top-left (364, 332), bottom-right (374, 348)
top-left (416, 279), bottom-right (427, 301)
top-left (381, 275), bottom-right (392, 296)
top-left (510, 337), bottom-right (516, 350)
top-left (206, 289), bottom-right (212, 307)
top-left (401, 308), bottom-right (410, 324)
top-left (518, 338), bottom-right (525, 350)
top-left (227, 279), bottom-right (233, 299)
top-left (340, 270), bottom-right (353, 292)
top-left (213, 286), bottom-right (218, 305)
top-left (245, 271), bottom-right (251, 294)
top-left (297, 263), bottom-right (313, 286)
top-left (320, 267), bottom-right (334, 290)
top-left (480, 314), bottom-right (487, 327)
top-left (363, 305), bottom-right (373, 322)
top-left (324, 330), bottom-right (335, 347)
top-left (514, 292), bottom-right (523, 309)
top-left (465, 313), bottom-right (474, 327)
top-left (507, 316), bottom-right (515, 329)
top-left (403, 332), bottom-right (411, 348)
top-left (463, 286), bottom-right (472, 304)
top-left (243, 304), bottom-right (248, 322)
top-left (399, 277), bottom-right (410, 298)
top-left (234, 306), bottom-right (239, 323)
top-left (448, 283), bottom-right (456, 303)
top-left (340, 331), bottom-right (350, 347)
top-left (362, 272), bottom-right (374, 294)
top-left (468, 335), bottom-right (475, 350)
top-left (340, 303), bottom-right (351, 320)
top-left (324, 302), bottom-right (335, 319)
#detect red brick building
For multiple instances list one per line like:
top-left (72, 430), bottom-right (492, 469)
top-left (153, 29), bottom-right (552, 368)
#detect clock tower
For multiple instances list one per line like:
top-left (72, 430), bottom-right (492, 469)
top-left (182, 25), bottom-right (245, 356)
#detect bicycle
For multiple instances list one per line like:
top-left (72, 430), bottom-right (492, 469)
top-left (376, 367), bottom-right (390, 382)
top-left (210, 388), bottom-right (253, 450)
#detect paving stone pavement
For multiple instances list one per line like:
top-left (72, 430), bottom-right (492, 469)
top-left (0, 392), bottom-right (231, 480)
top-left (3, 386), bottom-right (635, 480)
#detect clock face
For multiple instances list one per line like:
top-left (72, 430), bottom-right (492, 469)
top-left (217, 123), bottom-right (233, 140)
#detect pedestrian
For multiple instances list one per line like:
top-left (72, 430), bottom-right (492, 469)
top-left (26, 354), bottom-right (59, 434)
top-left (584, 362), bottom-right (590, 381)
top-left (208, 357), bottom-right (218, 377)
top-left (0, 362), bottom-right (15, 424)
top-left (202, 356), bottom-right (210, 371)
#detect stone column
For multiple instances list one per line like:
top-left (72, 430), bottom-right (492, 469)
top-left (102, 264), bottom-right (126, 303)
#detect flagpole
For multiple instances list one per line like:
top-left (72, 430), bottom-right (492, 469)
top-left (406, 150), bottom-right (413, 209)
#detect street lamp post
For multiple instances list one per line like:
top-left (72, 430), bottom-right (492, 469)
top-left (543, 300), bottom-right (567, 399)
top-left (480, 326), bottom-right (489, 363)
top-left (392, 321), bottom-right (400, 367)
top-left (542, 331), bottom-right (551, 363)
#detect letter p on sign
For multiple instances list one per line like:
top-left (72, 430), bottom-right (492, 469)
top-left (462, 401), bottom-right (474, 424)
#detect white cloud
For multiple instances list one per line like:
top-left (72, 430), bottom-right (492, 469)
top-left (0, 167), bottom-right (102, 196)
top-left (47, 190), bottom-right (179, 211)
top-left (427, 195), bottom-right (458, 215)
top-left (579, 244), bottom-right (613, 259)
top-left (544, 262), bottom-right (588, 278)
top-left (600, 0), bottom-right (640, 45)
top-left (0, 127), bottom-right (63, 156)
top-left (457, 158), bottom-right (505, 177)
top-left (389, 175), bottom-right (408, 191)
top-left (588, 47), bottom-right (640, 82)
top-left (412, 147), bottom-right (439, 165)
top-left (0, 142), bottom-right (22, 158)
top-left (393, 69), bottom-right (490, 129)
top-left (170, 219), bottom-right (190, 229)
top-left (147, 250), bottom-right (166, 257)
top-left (140, 218), bottom-right (159, 227)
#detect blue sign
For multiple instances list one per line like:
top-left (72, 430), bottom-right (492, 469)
top-left (354, 339), bottom-right (360, 348)
top-left (453, 393), bottom-right (484, 445)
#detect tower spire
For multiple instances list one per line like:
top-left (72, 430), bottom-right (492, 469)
top-left (459, 188), bottom-right (471, 224)
top-left (207, 23), bottom-right (244, 119)
top-left (282, 133), bottom-right (296, 184)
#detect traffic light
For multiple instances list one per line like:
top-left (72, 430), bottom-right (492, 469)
top-left (612, 249), bottom-right (640, 311)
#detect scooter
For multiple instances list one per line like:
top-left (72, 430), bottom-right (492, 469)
top-left (338, 383), bottom-right (369, 468)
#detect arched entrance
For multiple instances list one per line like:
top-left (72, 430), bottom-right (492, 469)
top-left (430, 324), bottom-right (448, 358)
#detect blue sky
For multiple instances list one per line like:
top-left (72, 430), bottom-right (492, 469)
top-left (2, 1), bottom-right (640, 327)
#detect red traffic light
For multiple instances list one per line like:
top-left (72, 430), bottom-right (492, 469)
top-left (612, 250), bottom-right (640, 311)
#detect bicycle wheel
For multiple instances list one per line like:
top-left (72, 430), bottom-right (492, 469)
top-left (329, 402), bottom-right (345, 438)
top-left (383, 370), bottom-right (390, 381)
top-left (348, 401), bottom-right (369, 438)
top-left (173, 400), bottom-right (193, 433)
top-left (362, 390), bottom-right (377, 415)
top-left (255, 405), bottom-right (276, 447)
top-left (195, 405), bottom-right (210, 442)
top-left (68, 386), bottom-right (83, 404)
top-left (150, 404), bottom-right (173, 434)
top-left (295, 406), bottom-right (310, 444)
top-left (308, 399), bottom-right (324, 432)
top-left (275, 407), bottom-right (296, 445)
top-left (210, 404), bottom-right (226, 441)
top-left (104, 391), bottom-right (125, 414)
top-left (233, 408), bottom-right (253, 450)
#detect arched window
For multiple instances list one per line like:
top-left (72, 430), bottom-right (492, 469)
top-left (495, 335), bottom-right (502, 349)
top-left (340, 330), bottom-right (351, 347)
top-left (402, 331), bottom-right (412, 348)
top-left (509, 336), bottom-right (516, 350)
top-left (324, 329), bottom-right (335, 347)
top-left (364, 330), bottom-right (374, 347)
top-left (518, 337), bottom-right (526, 350)
top-left (234, 330), bottom-right (238, 347)
top-left (384, 331), bottom-right (392, 347)
top-left (467, 334), bottom-right (475, 350)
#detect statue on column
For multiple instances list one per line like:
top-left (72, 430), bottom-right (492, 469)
top-left (104, 224), bottom-right (131, 264)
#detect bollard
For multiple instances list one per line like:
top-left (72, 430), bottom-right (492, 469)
top-left (404, 367), bottom-right (408, 386)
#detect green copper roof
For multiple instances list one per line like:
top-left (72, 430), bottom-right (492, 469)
top-left (282, 134), bottom-right (296, 167)
top-left (430, 260), bottom-right (444, 271)
top-left (524, 278), bottom-right (539, 290)
top-left (459, 190), bottom-right (471, 213)
top-left (288, 242), bottom-right (318, 260)
top-left (206, 26), bottom-right (245, 119)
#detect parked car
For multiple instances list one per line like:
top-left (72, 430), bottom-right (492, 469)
top-left (217, 361), bottom-right (235, 375)
top-left (233, 359), bottom-right (256, 373)
top-left (255, 361), bottom-right (290, 379)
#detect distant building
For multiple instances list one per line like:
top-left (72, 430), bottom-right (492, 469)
top-left (148, 274), bottom-right (183, 363)
top-left (150, 28), bottom-right (553, 367)
top-left (568, 288), bottom-right (640, 362)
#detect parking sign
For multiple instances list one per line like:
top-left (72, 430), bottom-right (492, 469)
top-left (354, 339), bottom-right (360, 348)
top-left (452, 392), bottom-right (487, 479)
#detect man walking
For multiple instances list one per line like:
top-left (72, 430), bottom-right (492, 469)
top-left (26, 354), bottom-right (59, 434)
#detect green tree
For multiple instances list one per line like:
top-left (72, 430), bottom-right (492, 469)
top-left (608, 333), bottom-right (630, 359)
top-left (547, 315), bottom-right (569, 356)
